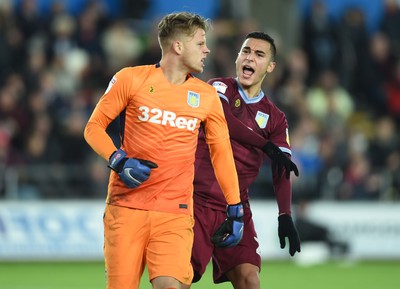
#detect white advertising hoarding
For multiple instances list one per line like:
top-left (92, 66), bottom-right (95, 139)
top-left (0, 201), bottom-right (105, 260)
top-left (251, 201), bottom-right (400, 260)
top-left (1, 201), bottom-right (400, 260)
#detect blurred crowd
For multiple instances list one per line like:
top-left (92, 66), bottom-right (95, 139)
top-left (0, 0), bottom-right (399, 202)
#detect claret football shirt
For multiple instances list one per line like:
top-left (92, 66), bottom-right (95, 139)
top-left (194, 77), bottom-right (293, 213)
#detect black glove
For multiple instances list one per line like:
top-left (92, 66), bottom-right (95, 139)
top-left (278, 214), bottom-right (301, 256)
top-left (211, 203), bottom-right (244, 248)
top-left (262, 141), bottom-right (299, 179)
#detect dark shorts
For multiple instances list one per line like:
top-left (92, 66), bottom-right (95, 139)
top-left (191, 202), bottom-right (261, 284)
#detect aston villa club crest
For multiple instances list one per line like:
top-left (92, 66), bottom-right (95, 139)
top-left (187, 91), bottom-right (200, 108)
top-left (255, 111), bottom-right (269, 129)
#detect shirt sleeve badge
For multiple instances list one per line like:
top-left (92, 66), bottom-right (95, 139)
top-left (212, 81), bottom-right (228, 94)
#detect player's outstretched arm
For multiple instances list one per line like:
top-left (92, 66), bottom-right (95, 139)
top-left (207, 139), bottom-right (243, 248)
top-left (262, 141), bottom-right (299, 179)
top-left (211, 203), bottom-right (244, 248)
top-left (278, 214), bottom-right (301, 256)
top-left (108, 149), bottom-right (157, 188)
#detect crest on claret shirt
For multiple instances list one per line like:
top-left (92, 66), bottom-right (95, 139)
top-left (255, 111), bottom-right (269, 129)
top-left (187, 91), bottom-right (200, 107)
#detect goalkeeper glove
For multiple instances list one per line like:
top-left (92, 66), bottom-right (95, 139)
top-left (211, 203), bottom-right (244, 248)
top-left (278, 214), bottom-right (301, 256)
top-left (262, 141), bottom-right (299, 179)
top-left (108, 149), bottom-right (158, 188)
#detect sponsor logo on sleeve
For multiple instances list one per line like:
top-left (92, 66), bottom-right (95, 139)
top-left (212, 81), bottom-right (228, 94)
top-left (104, 76), bottom-right (116, 94)
top-left (286, 128), bottom-right (290, 145)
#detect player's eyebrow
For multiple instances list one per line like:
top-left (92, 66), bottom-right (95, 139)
top-left (242, 46), bottom-right (266, 56)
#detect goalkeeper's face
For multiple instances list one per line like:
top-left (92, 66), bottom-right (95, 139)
top-left (181, 28), bottom-right (210, 74)
top-left (235, 38), bottom-right (276, 88)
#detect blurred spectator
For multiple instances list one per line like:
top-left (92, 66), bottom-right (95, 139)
top-left (15, 0), bottom-right (46, 40)
top-left (337, 7), bottom-right (369, 100)
top-left (301, 0), bottom-right (340, 85)
top-left (86, 155), bottom-right (109, 198)
top-left (291, 115), bottom-right (324, 201)
top-left (0, 126), bottom-right (11, 197)
top-left (360, 31), bottom-right (395, 117)
top-left (317, 125), bottom-right (349, 199)
top-left (101, 19), bottom-right (143, 70)
top-left (365, 116), bottom-right (400, 200)
top-left (75, 3), bottom-right (105, 56)
top-left (273, 48), bottom-right (309, 125)
top-left (338, 151), bottom-right (381, 200)
top-left (336, 121), bottom-right (385, 200)
top-left (379, 0), bottom-right (400, 57)
top-left (386, 147), bottom-right (400, 200)
top-left (368, 116), bottom-right (399, 169)
top-left (0, 5), bottom-right (26, 82)
top-left (21, 47), bottom-right (47, 92)
top-left (58, 109), bottom-right (92, 165)
top-left (0, 74), bottom-right (29, 152)
top-left (386, 59), bottom-right (400, 121)
top-left (202, 19), bottom-right (238, 79)
top-left (305, 69), bottom-right (354, 130)
top-left (135, 22), bottom-right (161, 66)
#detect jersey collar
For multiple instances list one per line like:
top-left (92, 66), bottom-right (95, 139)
top-left (235, 78), bottom-right (265, 104)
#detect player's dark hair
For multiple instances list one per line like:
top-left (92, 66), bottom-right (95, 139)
top-left (245, 32), bottom-right (276, 61)
top-left (158, 12), bottom-right (210, 47)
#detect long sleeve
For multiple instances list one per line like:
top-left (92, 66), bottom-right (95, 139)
top-left (84, 107), bottom-right (117, 161)
top-left (208, 138), bottom-right (241, 205)
top-left (84, 67), bottom-right (138, 161)
top-left (272, 156), bottom-right (293, 215)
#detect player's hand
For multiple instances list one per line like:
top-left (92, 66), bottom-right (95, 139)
top-left (211, 203), bottom-right (244, 248)
top-left (278, 214), bottom-right (301, 256)
top-left (108, 149), bottom-right (158, 188)
top-left (262, 141), bottom-right (299, 179)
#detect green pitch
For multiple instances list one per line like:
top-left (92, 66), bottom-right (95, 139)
top-left (0, 260), bottom-right (399, 289)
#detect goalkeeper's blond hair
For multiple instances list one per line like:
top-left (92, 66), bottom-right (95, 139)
top-left (157, 12), bottom-right (211, 50)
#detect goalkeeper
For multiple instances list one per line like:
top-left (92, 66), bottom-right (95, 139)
top-left (84, 12), bottom-right (243, 289)
top-left (182, 32), bottom-right (301, 289)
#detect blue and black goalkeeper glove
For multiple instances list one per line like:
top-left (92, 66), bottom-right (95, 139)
top-left (262, 141), bottom-right (299, 179)
top-left (108, 149), bottom-right (158, 188)
top-left (211, 203), bottom-right (244, 248)
top-left (278, 214), bottom-right (301, 256)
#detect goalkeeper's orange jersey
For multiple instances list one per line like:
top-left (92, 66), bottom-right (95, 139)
top-left (84, 64), bottom-right (240, 215)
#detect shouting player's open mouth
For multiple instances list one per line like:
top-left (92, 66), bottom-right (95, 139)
top-left (242, 65), bottom-right (254, 78)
